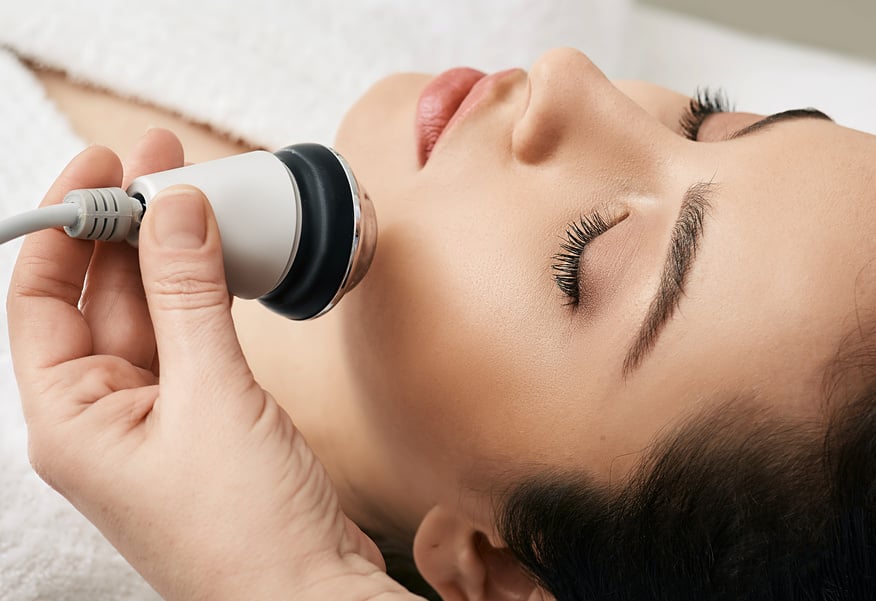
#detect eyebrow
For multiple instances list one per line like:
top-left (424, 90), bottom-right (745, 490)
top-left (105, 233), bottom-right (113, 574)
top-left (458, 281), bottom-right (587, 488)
top-left (621, 108), bottom-right (833, 378)
top-left (622, 182), bottom-right (712, 377)
top-left (727, 107), bottom-right (833, 140)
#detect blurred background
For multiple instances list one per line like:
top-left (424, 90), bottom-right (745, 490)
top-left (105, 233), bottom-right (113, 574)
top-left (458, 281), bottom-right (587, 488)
top-left (642, 0), bottom-right (876, 62)
top-left (625, 0), bottom-right (876, 134)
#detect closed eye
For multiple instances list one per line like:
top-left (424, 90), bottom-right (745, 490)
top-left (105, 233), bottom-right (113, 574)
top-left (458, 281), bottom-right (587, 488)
top-left (677, 86), bottom-right (833, 142)
top-left (679, 87), bottom-right (733, 141)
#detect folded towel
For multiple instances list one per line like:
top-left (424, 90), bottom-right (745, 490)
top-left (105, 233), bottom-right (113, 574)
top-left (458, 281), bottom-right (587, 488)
top-left (0, 0), bottom-right (631, 148)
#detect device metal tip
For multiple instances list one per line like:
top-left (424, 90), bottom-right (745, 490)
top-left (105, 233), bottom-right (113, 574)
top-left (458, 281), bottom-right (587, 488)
top-left (345, 187), bottom-right (377, 292)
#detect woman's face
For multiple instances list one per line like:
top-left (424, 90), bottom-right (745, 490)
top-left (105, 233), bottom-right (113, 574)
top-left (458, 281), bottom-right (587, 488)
top-left (278, 49), bottom-right (876, 541)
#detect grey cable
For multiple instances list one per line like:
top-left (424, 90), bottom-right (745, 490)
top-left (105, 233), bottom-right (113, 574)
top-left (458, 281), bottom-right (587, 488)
top-left (0, 204), bottom-right (80, 245)
top-left (0, 187), bottom-right (145, 246)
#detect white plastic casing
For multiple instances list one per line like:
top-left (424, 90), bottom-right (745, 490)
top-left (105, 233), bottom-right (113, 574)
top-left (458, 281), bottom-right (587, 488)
top-left (126, 151), bottom-right (301, 299)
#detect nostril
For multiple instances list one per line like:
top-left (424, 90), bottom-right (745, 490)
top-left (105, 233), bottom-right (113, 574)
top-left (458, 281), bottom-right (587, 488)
top-left (512, 49), bottom-right (616, 165)
top-left (511, 77), bottom-right (569, 166)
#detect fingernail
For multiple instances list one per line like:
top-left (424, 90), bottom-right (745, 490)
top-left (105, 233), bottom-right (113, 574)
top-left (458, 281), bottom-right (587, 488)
top-left (152, 187), bottom-right (207, 249)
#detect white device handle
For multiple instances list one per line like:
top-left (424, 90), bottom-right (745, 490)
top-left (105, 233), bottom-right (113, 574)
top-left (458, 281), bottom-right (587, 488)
top-left (126, 151), bottom-right (301, 300)
top-left (0, 143), bottom-right (376, 320)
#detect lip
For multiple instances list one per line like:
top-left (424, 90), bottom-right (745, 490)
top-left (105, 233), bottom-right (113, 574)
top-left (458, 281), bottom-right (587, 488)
top-left (415, 67), bottom-right (518, 166)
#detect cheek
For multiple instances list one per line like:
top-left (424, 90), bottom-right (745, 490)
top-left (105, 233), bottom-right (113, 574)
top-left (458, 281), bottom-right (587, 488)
top-left (335, 194), bottom-right (573, 478)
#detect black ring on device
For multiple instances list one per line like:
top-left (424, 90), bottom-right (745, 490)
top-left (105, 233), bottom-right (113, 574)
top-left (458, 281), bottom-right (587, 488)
top-left (259, 144), bottom-right (355, 320)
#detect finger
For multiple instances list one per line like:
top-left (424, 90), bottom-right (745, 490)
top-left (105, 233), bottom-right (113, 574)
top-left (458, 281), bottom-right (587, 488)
top-left (122, 128), bottom-right (185, 188)
top-left (7, 146), bottom-right (122, 379)
top-left (137, 185), bottom-right (255, 409)
top-left (81, 129), bottom-right (184, 370)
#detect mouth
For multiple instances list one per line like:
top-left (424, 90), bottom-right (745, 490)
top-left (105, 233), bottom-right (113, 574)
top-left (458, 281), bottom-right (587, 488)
top-left (415, 67), bottom-right (519, 166)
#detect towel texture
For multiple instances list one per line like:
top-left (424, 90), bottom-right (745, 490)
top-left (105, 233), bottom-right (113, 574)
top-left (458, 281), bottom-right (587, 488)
top-left (0, 48), bottom-right (156, 600)
top-left (0, 0), bottom-right (630, 148)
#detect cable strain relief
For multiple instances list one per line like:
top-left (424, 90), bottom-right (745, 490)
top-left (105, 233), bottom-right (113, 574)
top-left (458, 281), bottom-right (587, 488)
top-left (63, 187), bottom-right (145, 243)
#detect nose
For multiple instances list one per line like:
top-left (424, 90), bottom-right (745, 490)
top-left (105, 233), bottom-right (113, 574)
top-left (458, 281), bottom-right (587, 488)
top-left (512, 48), bottom-right (683, 165)
top-left (612, 80), bottom-right (695, 131)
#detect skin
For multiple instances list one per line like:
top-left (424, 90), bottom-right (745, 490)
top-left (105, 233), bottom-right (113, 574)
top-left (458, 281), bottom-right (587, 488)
top-left (26, 48), bottom-right (876, 597)
top-left (290, 48), bottom-right (876, 544)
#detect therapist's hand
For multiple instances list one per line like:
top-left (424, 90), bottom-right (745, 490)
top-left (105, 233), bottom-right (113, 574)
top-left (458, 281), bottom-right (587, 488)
top-left (7, 130), bottom-right (415, 601)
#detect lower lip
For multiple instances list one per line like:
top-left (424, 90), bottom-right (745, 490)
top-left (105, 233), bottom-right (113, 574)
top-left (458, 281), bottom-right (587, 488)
top-left (416, 68), bottom-right (518, 166)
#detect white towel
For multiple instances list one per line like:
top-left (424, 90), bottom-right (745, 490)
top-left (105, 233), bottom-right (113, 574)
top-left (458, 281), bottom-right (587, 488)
top-left (0, 0), bottom-right (631, 148)
top-left (0, 48), bottom-right (158, 600)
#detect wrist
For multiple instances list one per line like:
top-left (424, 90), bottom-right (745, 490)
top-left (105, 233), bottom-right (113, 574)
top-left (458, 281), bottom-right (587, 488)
top-left (170, 551), bottom-right (414, 601)
top-left (292, 553), bottom-right (419, 601)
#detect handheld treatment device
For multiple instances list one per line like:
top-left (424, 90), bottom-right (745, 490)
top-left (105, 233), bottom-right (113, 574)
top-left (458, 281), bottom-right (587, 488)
top-left (0, 143), bottom-right (377, 320)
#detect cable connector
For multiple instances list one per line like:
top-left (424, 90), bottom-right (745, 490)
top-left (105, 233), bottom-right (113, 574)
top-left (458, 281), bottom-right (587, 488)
top-left (63, 188), bottom-right (144, 245)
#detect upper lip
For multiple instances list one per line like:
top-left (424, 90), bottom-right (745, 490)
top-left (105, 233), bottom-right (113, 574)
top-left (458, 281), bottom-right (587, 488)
top-left (415, 67), bottom-right (485, 167)
top-left (415, 68), bottom-right (522, 166)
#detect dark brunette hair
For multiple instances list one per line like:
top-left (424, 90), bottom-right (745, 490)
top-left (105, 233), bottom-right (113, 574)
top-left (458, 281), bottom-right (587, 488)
top-left (499, 341), bottom-right (876, 600)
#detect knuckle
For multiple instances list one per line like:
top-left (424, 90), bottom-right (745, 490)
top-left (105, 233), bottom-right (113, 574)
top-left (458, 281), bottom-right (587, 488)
top-left (146, 261), bottom-right (228, 312)
top-left (9, 255), bottom-right (83, 306)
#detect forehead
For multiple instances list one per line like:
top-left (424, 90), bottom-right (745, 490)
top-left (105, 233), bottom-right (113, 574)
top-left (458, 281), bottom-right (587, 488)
top-left (627, 121), bottom-right (876, 408)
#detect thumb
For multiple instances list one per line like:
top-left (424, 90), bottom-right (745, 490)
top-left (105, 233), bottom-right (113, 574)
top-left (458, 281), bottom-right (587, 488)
top-left (139, 185), bottom-right (253, 397)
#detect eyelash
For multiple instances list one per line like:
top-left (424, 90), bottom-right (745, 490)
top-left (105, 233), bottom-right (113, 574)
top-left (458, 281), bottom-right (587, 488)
top-left (552, 211), bottom-right (612, 306)
top-left (679, 87), bottom-right (734, 141)
top-left (552, 87), bottom-right (733, 305)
